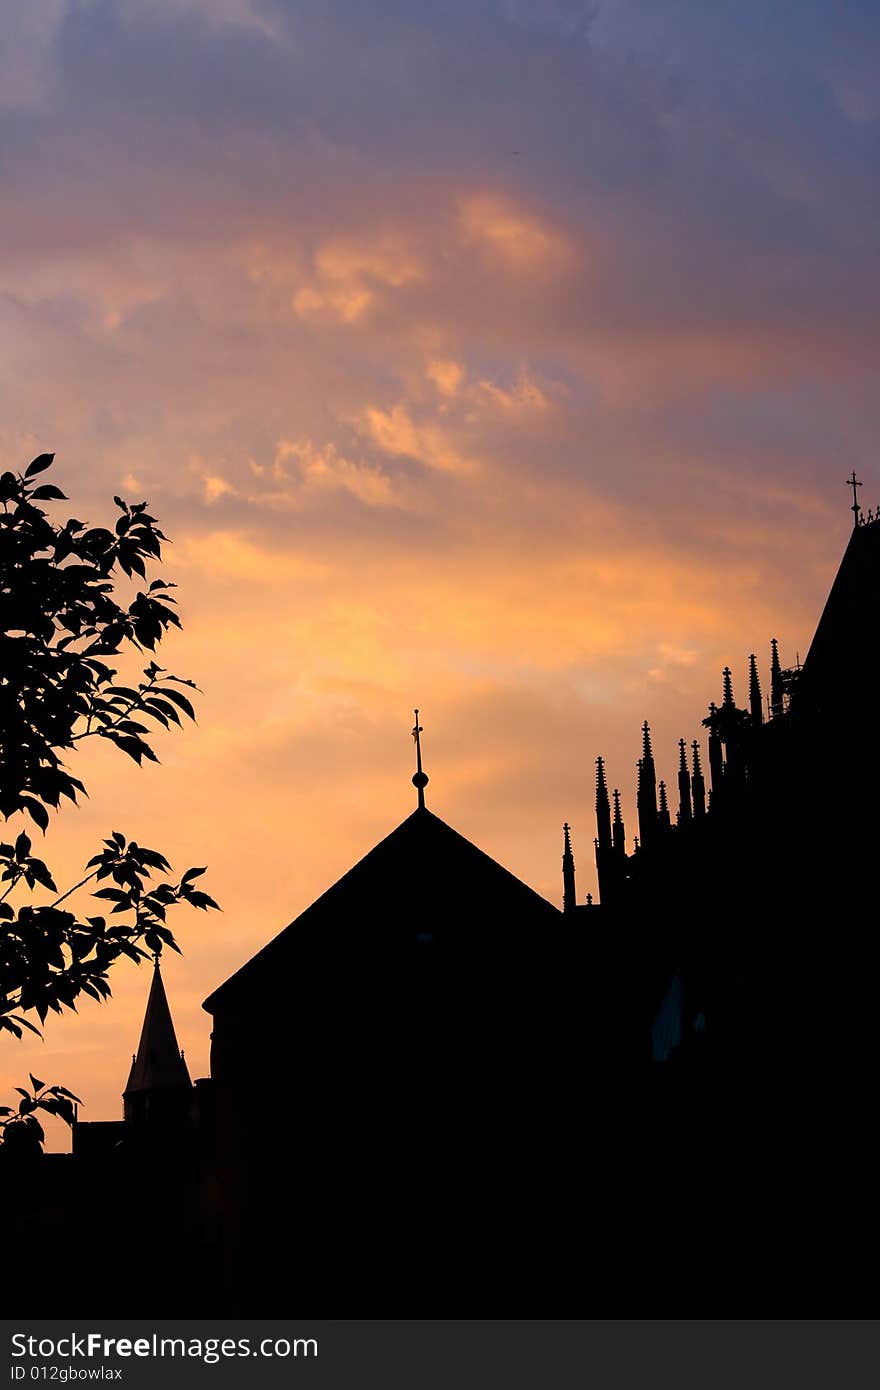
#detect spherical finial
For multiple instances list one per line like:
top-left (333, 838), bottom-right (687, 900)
top-left (411, 707), bottom-right (428, 806)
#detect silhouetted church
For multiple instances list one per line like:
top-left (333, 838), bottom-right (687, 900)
top-left (16, 489), bottom-right (875, 1315)
top-left (201, 726), bottom-right (630, 1310)
top-left (199, 491), bottom-right (878, 1310)
top-left (71, 957), bottom-right (195, 1160)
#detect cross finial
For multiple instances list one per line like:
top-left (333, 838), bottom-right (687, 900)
top-left (847, 470), bottom-right (863, 526)
top-left (411, 708), bottom-right (429, 809)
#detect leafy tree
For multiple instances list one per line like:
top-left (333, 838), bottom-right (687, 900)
top-left (0, 454), bottom-right (217, 1144)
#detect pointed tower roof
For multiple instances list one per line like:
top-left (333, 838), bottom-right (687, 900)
top-left (641, 720), bottom-right (654, 763)
top-left (691, 739), bottom-right (706, 818)
top-left (748, 654), bottom-right (763, 726)
top-left (124, 959), bottom-right (191, 1096)
top-left (637, 721), bottom-right (658, 845)
top-left (794, 519), bottom-right (880, 717)
top-left (677, 738), bottom-right (692, 825)
top-left (612, 787), bottom-right (626, 853)
top-left (658, 779), bottom-right (671, 830)
top-left (770, 637), bottom-right (784, 717)
top-left (595, 756), bottom-right (612, 852)
top-left (562, 821), bottom-right (577, 915)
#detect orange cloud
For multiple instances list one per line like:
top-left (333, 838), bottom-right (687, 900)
top-left (426, 358), bottom-right (464, 397)
top-left (274, 438), bottom-right (406, 508)
top-left (202, 472), bottom-right (237, 504)
top-left (174, 530), bottom-right (332, 583)
top-left (361, 402), bottom-right (475, 473)
top-left (457, 192), bottom-right (574, 273)
top-left (293, 231), bottom-right (425, 323)
top-left (470, 368), bottom-right (551, 414)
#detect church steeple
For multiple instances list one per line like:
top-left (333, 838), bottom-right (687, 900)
top-left (595, 756), bottom-right (612, 853)
top-left (677, 738), bottom-right (692, 825)
top-left (612, 787), bottom-right (626, 854)
top-left (706, 702), bottom-right (724, 804)
top-left (770, 638), bottom-right (784, 718)
top-left (123, 957), bottom-right (192, 1127)
top-left (595, 757), bottom-right (619, 906)
top-left (637, 721), bottom-right (658, 847)
top-left (562, 822), bottom-right (577, 915)
top-left (658, 779), bottom-right (671, 830)
top-left (749, 653), bottom-right (763, 726)
top-left (691, 740), bottom-right (706, 818)
top-left (718, 665), bottom-right (744, 785)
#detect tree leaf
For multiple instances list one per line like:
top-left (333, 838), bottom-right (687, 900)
top-left (30, 484), bottom-right (68, 501)
top-left (157, 687), bottom-right (196, 720)
top-left (21, 798), bottom-right (50, 832)
top-left (25, 453), bottom-right (55, 477)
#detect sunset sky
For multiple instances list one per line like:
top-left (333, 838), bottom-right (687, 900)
top-left (2, 1), bottom-right (879, 1145)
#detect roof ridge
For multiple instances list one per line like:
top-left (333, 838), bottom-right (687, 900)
top-left (203, 806), bottom-right (561, 1014)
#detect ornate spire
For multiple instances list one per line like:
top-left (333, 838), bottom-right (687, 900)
top-left (770, 638), bottom-right (784, 718)
top-left (637, 720), bottom-right (658, 847)
top-left (658, 779), bottom-right (671, 830)
top-left (691, 740), bottom-right (706, 818)
top-left (562, 822), bottom-right (577, 915)
top-left (677, 738), bottom-right (692, 825)
top-left (612, 787), bottom-right (626, 854)
top-left (642, 719), bottom-right (654, 763)
top-left (718, 665), bottom-right (745, 785)
top-left (706, 701), bottom-right (724, 801)
top-left (411, 708), bottom-right (429, 809)
top-left (595, 756), bottom-right (612, 852)
top-left (748, 653), bottom-right (763, 726)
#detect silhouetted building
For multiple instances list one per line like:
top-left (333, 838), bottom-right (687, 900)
top-left (124, 957), bottom-right (193, 1129)
top-left (16, 494), bottom-right (875, 1315)
top-left (200, 494), bottom-right (879, 1311)
top-left (202, 801), bottom-right (616, 1309)
top-left (72, 956), bottom-right (195, 1157)
top-left (7, 958), bottom-right (218, 1316)
top-left (557, 498), bottom-right (880, 1305)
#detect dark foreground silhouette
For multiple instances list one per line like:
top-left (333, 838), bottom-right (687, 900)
top-left (6, 506), bottom-right (878, 1315)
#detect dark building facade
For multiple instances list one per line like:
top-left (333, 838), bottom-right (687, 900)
top-left (203, 804), bottom-right (647, 1310)
top-left (198, 507), bottom-right (878, 1312)
top-left (9, 504), bottom-right (874, 1315)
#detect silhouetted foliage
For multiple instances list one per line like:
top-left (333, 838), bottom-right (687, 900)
top-left (0, 454), bottom-right (217, 1136)
top-left (0, 453), bottom-right (194, 825)
top-left (0, 1074), bottom-right (81, 1157)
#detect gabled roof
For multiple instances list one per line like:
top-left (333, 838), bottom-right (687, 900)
top-left (795, 518), bottom-right (880, 715)
top-left (124, 960), bottom-right (192, 1095)
top-left (203, 806), bottom-right (562, 1015)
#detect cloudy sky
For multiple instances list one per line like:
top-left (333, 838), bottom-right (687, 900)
top-left (2, 0), bottom-right (878, 1143)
